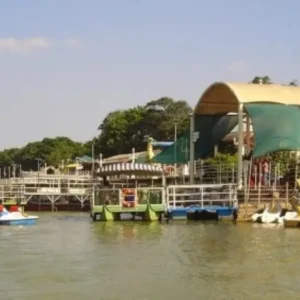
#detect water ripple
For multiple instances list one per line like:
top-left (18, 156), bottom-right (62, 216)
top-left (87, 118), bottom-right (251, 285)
top-left (0, 214), bottom-right (299, 299)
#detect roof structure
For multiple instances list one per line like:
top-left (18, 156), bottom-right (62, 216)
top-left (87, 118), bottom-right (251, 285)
top-left (96, 162), bottom-right (163, 176)
top-left (194, 82), bottom-right (300, 115)
top-left (103, 150), bottom-right (161, 164)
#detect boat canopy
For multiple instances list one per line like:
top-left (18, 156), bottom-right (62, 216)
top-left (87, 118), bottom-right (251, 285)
top-left (96, 162), bottom-right (163, 177)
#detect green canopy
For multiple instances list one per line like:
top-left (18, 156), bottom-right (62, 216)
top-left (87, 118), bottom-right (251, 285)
top-left (152, 131), bottom-right (190, 164)
top-left (245, 103), bottom-right (300, 157)
top-left (153, 114), bottom-right (238, 164)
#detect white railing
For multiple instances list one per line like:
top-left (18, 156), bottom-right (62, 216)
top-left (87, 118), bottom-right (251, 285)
top-left (166, 184), bottom-right (238, 209)
top-left (136, 187), bottom-right (165, 205)
top-left (0, 183), bottom-right (92, 198)
top-left (21, 171), bottom-right (92, 178)
top-left (93, 187), bottom-right (165, 206)
top-left (0, 185), bottom-right (25, 203)
top-left (194, 163), bottom-right (237, 184)
top-left (94, 188), bottom-right (122, 206)
top-left (23, 186), bottom-right (92, 195)
top-left (0, 176), bottom-right (94, 186)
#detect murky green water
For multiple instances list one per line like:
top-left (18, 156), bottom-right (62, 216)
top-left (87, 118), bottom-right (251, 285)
top-left (0, 213), bottom-right (300, 300)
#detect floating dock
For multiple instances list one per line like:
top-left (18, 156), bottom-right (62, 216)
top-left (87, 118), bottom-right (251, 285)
top-left (90, 187), bottom-right (165, 221)
top-left (165, 184), bottom-right (238, 220)
top-left (90, 183), bottom-right (238, 222)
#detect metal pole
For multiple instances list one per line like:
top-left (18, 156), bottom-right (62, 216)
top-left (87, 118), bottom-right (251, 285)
top-left (35, 158), bottom-right (43, 189)
top-left (237, 103), bottom-right (244, 189)
top-left (132, 148), bottom-right (136, 164)
top-left (12, 164), bottom-right (16, 178)
top-left (246, 115), bottom-right (251, 155)
top-left (92, 142), bottom-right (95, 174)
top-left (99, 153), bottom-right (103, 168)
top-left (174, 119), bottom-right (178, 177)
top-left (189, 113), bottom-right (195, 184)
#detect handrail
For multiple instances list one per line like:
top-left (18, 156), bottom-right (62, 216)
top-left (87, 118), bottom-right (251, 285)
top-left (166, 184), bottom-right (237, 208)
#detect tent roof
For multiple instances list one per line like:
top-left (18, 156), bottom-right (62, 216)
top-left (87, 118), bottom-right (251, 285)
top-left (195, 82), bottom-right (300, 115)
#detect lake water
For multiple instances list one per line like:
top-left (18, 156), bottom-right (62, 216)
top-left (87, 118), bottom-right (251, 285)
top-left (0, 213), bottom-right (300, 300)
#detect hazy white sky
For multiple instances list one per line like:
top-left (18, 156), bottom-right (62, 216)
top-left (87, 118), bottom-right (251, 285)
top-left (0, 0), bottom-right (299, 149)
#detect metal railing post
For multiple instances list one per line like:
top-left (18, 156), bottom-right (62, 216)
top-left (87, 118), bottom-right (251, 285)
top-left (254, 165), bottom-right (257, 189)
top-left (295, 164), bottom-right (298, 190)
top-left (173, 187), bottom-right (176, 208)
top-left (258, 182), bottom-right (261, 207)
top-left (285, 181), bottom-right (289, 207)
top-left (259, 162), bottom-right (262, 187)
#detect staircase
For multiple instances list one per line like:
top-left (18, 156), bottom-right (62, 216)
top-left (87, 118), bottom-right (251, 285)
top-left (237, 186), bottom-right (293, 221)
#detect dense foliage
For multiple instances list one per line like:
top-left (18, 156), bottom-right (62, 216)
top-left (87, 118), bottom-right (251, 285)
top-left (0, 137), bottom-right (90, 170)
top-left (95, 97), bottom-right (192, 156)
top-left (0, 98), bottom-right (192, 169)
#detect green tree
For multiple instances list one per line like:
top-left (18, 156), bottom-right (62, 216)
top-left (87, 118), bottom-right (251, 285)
top-left (142, 97), bottom-right (192, 141)
top-left (95, 98), bottom-right (192, 157)
top-left (0, 137), bottom-right (89, 169)
top-left (95, 106), bottom-right (146, 156)
top-left (251, 76), bottom-right (272, 84)
top-left (289, 79), bottom-right (298, 86)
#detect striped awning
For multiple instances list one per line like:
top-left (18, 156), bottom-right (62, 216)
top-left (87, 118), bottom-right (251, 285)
top-left (96, 163), bottom-right (163, 176)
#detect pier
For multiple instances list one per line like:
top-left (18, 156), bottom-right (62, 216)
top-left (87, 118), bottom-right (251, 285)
top-left (0, 158), bottom-right (298, 223)
top-left (0, 171), bottom-right (93, 211)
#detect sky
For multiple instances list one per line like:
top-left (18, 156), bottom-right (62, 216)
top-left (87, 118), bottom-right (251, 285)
top-left (0, 0), bottom-right (299, 149)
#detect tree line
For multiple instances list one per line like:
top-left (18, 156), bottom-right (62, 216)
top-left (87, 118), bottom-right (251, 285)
top-left (0, 97), bottom-right (192, 170)
top-left (0, 76), bottom-right (297, 170)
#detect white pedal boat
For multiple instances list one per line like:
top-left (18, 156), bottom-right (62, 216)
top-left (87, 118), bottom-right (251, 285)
top-left (251, 202), bottom-right (298, 224)
top-left (0, 205), bottom-right (39, 225)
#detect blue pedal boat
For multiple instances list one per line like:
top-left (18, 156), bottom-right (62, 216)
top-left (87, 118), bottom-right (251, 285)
top-left (0, 205), bottom-right (39, 225)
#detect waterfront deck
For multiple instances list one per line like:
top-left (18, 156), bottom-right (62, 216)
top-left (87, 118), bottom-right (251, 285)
top-left (91, 187), bottom-right (165, 221)
top-left (165, 184), bottom-right (238, 220)
top-left (0, 172), bottom-right (94, 211)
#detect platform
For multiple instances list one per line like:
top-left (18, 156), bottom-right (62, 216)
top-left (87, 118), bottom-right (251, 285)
top-left (91, 204), bottom-right (165, 221)
top-left (167, 205), bottom-right (237, 220)
top-left (165, 184), bottom-right (238, 221)
top-left (91, 186), bottom-right (165, 221)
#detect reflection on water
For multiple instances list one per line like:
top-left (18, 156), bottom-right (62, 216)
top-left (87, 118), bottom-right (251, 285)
top-left (0, 213), bottom-right (300, 299)
top-left (92, 221), bottom-right (163, 244)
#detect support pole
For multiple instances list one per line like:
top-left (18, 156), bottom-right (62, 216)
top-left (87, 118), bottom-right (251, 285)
top-left (92, 142), bottom-right (95, 175)
top-left (246, 114), bottom-right (251, 155)
top-left (174, 119), bottom-right (178, 177)
top-left (237, 103), bottom-right (244, 189)
top-left (189, 113), bottom-right (195, 184)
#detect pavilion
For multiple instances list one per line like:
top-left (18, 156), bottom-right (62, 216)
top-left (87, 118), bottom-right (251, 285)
top-left (154, 81), bottom-right (300, 187)
top-left (194, 81), bottom-right (300, 187)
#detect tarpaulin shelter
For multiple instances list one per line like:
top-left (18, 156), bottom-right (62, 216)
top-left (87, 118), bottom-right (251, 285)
top-left (155, 82), bottom-right (300, 187)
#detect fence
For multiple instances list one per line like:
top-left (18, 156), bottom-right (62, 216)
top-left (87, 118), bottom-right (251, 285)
top-left (0, 184), bottom-right (25, 204)
top-left (242, 160), bottom-right (300, 206)
top-left (93, 187), bottom-right (165, 206)
top-left (166, 184), bottom-right (237, 209)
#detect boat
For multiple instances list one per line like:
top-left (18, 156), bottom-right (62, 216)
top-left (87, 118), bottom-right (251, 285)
top-left (90, 162), bottom-right (166, 221)
top-left (283, 196), bottom-right (300, 228)
top-left (252, 200), bottom-right (298, 224)
top-left (0, 204), bottom-right (39, 225)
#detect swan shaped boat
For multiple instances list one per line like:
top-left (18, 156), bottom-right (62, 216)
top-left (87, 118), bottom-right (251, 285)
top-left (0, 205), bottom-right (39, 225)
top-left (251, 201), bottom-right (298, 224)
top-left (283, 196), bottom-right (300, 228)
